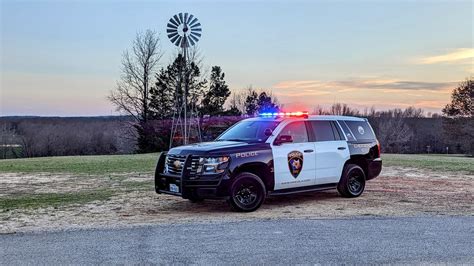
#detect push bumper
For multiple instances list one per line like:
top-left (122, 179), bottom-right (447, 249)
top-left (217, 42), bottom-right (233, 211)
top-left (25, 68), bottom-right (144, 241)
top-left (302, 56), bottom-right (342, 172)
top-left (154, 153), bottom-right (231, 199)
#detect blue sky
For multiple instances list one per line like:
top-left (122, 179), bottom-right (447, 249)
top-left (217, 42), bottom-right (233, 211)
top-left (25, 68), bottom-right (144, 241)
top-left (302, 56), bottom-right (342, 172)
top-left (1, 0), bottom-right (472, 116)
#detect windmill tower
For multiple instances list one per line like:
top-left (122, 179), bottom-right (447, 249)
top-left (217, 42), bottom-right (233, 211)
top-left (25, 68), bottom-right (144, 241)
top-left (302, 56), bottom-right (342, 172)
top-left (166, 13), bottom-right (202, 148)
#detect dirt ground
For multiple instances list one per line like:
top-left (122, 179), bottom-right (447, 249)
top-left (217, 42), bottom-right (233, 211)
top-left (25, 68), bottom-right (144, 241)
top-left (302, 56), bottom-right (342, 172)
top-left (1, 166), bottom-right (473, 234)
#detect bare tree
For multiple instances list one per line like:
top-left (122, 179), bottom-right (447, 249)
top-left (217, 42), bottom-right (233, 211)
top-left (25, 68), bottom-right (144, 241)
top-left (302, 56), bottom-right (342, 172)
top-left (329, 103), bottom-right (360, 116)
top-left (377, 117), bottom-right (414, 153)
top-left (109, 30), bottom-right (162, 123)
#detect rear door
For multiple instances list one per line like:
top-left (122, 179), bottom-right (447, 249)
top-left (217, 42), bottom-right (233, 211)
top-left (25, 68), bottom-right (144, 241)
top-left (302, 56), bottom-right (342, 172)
top-left (308, 120), bottom-right (350, 185)
top-left (271, 121), bottom-right (316, 190)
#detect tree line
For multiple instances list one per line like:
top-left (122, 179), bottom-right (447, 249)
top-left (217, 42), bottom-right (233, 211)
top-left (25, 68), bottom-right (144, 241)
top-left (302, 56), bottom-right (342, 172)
top-left (0, 30), bottom-right (472, 158)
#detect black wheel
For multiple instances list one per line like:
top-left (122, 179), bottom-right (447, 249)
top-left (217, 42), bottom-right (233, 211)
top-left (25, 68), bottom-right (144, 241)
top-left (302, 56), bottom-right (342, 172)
top-left (227, 172), bottom-right (266, 212)
top-left (337, 164), bottom-right (366, 198)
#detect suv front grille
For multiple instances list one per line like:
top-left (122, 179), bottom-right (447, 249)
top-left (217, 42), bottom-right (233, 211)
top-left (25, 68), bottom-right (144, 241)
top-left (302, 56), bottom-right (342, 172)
top-left (164, 154), bottom-right (200, 177)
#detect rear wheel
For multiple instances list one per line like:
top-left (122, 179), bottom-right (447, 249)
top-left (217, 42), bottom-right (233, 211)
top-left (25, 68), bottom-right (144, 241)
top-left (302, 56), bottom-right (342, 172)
top-left (337, 164), bottom-right (366, 198)
top-left (227, 172), bottom-right (266, 212)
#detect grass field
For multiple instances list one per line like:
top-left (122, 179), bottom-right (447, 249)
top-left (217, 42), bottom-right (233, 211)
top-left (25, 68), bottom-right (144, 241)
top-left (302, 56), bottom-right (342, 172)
top-left (0, 153), bottom-right (159, 175)
top-left (382, 154), bottom-right (474, 174)
top-left (1, 153), bottom-right (472, 231)
top-left (0, 153), bottom-right (472, 175)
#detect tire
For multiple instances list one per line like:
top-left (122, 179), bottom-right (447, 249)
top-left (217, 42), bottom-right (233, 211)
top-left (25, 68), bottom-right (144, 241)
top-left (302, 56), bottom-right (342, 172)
top-left (226, 172), bottom-right (266, 212)
top-left (337, 164), bottom-right (366, 198)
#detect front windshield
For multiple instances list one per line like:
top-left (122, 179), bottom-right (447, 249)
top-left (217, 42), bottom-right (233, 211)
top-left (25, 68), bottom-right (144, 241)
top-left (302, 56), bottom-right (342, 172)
top-left (216, 120), bottom-right (280, 143)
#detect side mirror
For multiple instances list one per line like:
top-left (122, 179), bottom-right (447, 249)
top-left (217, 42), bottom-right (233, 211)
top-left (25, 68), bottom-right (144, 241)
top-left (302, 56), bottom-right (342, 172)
top-left (274, 135), bottom-right (293, 146)
top-left (264, 128), bottom-right (273, 137)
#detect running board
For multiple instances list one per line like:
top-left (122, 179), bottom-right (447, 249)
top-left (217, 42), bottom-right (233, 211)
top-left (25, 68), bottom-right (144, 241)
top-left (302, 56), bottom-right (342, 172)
top-left (269, 183), bottom-right (338, 196)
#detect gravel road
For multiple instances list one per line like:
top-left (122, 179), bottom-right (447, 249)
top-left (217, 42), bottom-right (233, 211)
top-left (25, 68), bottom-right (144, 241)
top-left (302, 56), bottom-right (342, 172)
top-left (1, 216), bottom-right (473, 264)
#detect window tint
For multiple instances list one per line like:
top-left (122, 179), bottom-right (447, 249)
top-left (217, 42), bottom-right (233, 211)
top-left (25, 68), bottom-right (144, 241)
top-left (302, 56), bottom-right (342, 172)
top-left (278, 121), bottom-right (308, 143)
top-left (337, 120), bottom-right (356, 141)
top-left (330, 121), bottom-right (344, 140)
top-left (310, 121), bottom-right (336, 142)
top-left (345, 121), bottom-right (376, 141)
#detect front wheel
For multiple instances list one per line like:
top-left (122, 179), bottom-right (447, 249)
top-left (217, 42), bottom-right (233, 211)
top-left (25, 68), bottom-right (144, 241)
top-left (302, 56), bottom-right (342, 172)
top-left (337, 164), bottom-right (366, 198)
top-left (227, 172), bottom-right (266, 212)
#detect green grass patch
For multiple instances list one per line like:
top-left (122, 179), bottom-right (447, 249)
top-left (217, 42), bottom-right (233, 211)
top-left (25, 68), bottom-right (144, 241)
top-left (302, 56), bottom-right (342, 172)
top-left (0, 153), bottom-right (159, 174)
top-left (1, 152), bottom-right (471, 176)
top-left (121, 180), bottom-right (153, 192)
top-left (382, 154), bottom-right (474, 174)
top-left (0, 190), bottom-right (115, 211)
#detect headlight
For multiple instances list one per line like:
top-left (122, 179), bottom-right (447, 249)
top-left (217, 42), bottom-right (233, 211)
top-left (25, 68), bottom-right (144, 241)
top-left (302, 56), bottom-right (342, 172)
top-left (197, 156), bottom-right (230, 175)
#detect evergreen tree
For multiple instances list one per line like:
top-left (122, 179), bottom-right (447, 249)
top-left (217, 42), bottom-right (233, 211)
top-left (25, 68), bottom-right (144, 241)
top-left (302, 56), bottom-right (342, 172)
top-left (200, 66), bottom-right (231, 116)
top-left (244, 89), bottom-right (259, 116)
top-left (149, 54), bottom-right (207, 119)
top-left (149, 68), bottom-right (174, 120)
top-left (257, 91), bottom-right (279, 113)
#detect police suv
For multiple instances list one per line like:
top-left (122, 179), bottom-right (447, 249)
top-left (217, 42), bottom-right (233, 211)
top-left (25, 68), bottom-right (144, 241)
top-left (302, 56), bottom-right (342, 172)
top-left (155, 112), bottom-right (382, 212)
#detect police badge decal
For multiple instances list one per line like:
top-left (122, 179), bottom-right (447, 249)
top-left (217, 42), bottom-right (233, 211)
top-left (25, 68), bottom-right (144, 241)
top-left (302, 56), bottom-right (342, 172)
top-left (288, 151), bottom-right (304, 178)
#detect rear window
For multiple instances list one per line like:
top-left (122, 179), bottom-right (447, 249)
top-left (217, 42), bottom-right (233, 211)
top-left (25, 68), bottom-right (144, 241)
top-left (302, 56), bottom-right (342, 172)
top-left (340, 120), bottom-right (375, 141)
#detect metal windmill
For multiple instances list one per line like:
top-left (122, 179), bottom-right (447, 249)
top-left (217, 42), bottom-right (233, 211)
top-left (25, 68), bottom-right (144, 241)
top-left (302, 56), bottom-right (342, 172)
top-left (167, 12), bottom-right (202, 148)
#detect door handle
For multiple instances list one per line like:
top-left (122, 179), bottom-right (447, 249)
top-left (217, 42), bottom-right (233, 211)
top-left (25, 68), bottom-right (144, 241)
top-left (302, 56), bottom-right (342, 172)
top-left (337, 147), bottom-right (346, 150)
top-left (304, 149), bottom-right (314, 153)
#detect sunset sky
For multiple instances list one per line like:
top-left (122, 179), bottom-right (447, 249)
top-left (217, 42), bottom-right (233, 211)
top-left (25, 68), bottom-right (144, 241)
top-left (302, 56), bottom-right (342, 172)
top-left (1, 0), bottom-right (472, 116)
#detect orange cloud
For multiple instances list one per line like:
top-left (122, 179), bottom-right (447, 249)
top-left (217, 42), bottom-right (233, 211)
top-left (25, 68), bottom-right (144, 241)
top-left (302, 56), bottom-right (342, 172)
top-left (270, 78), bottom-right (456, 113)
top-left (274, 78), bottom-right (454, 92)
top-left (416, 48), bottom-right (474, 64)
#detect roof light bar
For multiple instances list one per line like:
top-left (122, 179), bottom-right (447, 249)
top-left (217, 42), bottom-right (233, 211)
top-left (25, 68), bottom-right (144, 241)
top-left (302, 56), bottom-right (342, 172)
top-left (259, 111), bottom-right (309, 118)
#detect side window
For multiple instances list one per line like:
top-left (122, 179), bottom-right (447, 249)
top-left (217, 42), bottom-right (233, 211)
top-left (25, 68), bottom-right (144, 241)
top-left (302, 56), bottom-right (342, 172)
top-left (330, 121), bottom-right (344, 140)
top-left (337, 120), bottom-right (356, 141)
top-left (277, 121), bottom-right (308, 143)
top-left (310, 121), bottom-right (336, 142)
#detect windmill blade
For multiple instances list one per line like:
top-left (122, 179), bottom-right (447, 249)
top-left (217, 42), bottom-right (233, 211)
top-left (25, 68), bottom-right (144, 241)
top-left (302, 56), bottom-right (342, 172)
top-left (167, 23), bottom-right (178, 29)
top-left (192, 28), bottom-right (202, 32)
top-left (166, 28), bottom-right (178, 33)
top-left (170, 34), bottom-right (180, 45)
top-left (178, 13), bottom-right (184, 24)
top-left (191, 31), bottom-right (201, 37)
top-left (184, 13), bottom-right (188, 24)
top-left (190, 34), bottom-right (199, 43)
top-left (173, 15), bottom-right (180, 25)
top-left (190, 22), bottom-right (201, 29)
top-left (168, 18), bottom-right (178, 27)
top-left (188, 36), bottom-right (195, 46)
top-left (189, 17), bottom-right (198, 26)
top-left (187, 14), bottom-right (194, 24)
top-left (175, 36), bottom-right (183, 47)
top-left (167, 32), bottom-right (178, 39)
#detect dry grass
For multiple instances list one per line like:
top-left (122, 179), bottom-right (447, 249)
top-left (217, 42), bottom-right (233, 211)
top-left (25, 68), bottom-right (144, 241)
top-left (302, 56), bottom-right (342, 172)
top-left (1, 165), bottom-right (472, 233)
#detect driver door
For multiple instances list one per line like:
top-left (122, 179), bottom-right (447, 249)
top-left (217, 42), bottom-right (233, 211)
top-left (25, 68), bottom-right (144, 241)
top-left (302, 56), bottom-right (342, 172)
top-left (271, 121), bottom-right (316, 190)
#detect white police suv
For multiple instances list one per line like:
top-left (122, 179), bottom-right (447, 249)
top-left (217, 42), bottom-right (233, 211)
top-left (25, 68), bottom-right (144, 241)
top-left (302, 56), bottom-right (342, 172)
top-left (155, 112), bottom-right (382, 212)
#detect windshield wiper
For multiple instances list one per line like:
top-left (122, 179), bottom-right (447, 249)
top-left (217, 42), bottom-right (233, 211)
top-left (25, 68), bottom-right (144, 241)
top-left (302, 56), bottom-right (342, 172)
top-left (217, 139), bottom-right (245, 142)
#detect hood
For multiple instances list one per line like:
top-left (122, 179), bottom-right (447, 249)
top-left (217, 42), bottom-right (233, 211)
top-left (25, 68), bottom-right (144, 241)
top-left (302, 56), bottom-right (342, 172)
top-left (168, 141), bottom-right (270, 156)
